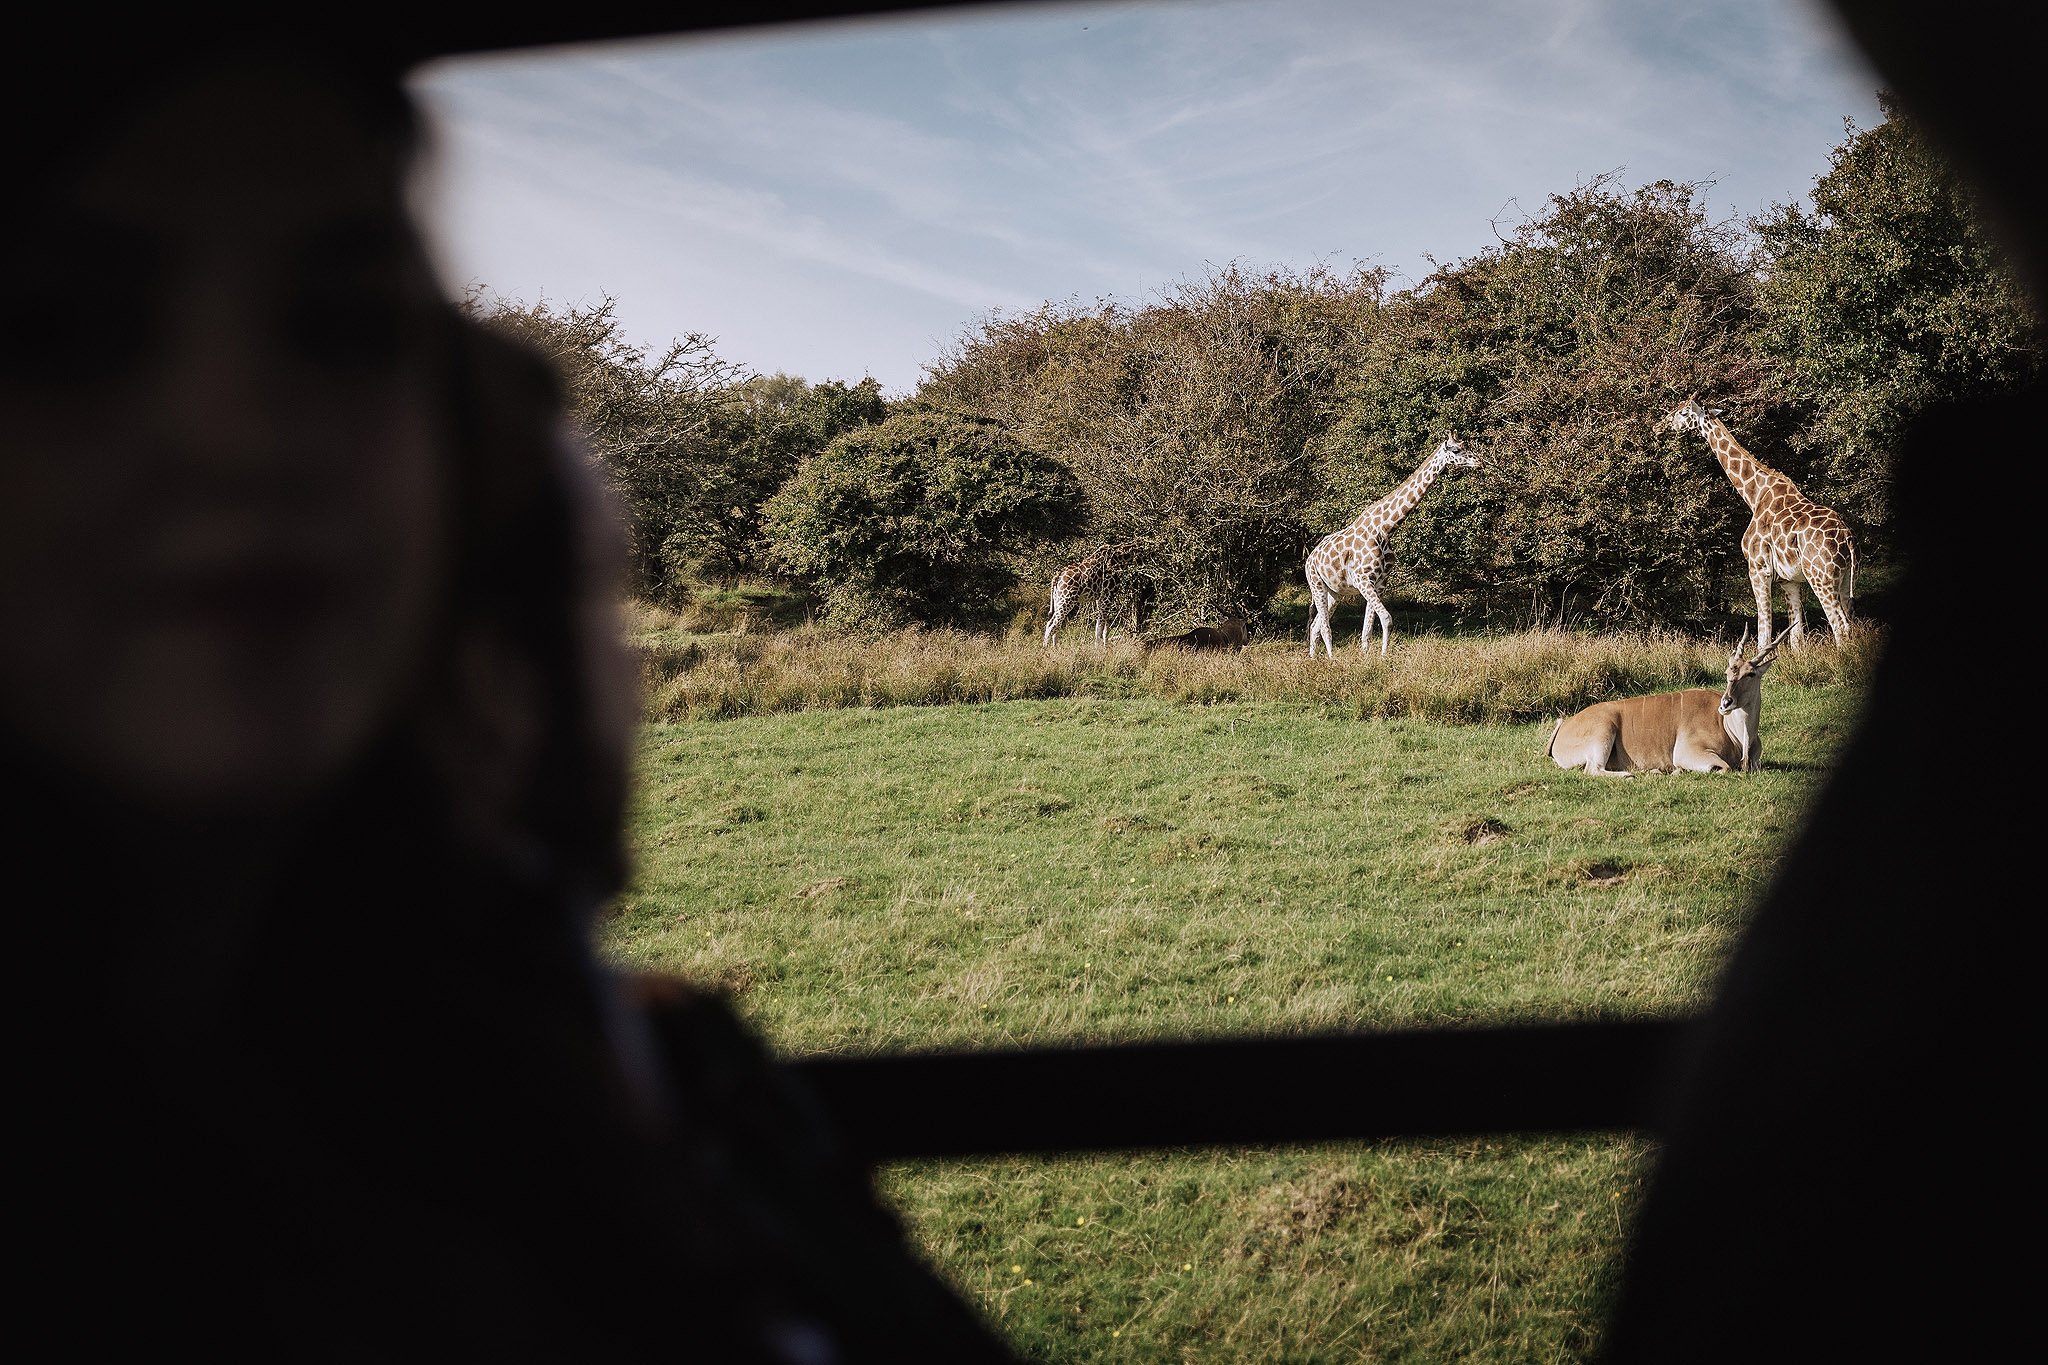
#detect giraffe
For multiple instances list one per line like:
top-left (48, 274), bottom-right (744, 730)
top-left (1043, 544), bottom-right (1141, 646)
top-left (1305, 434), bottom-right (1480, 657)
top-left (1664, 397), bottom-right (1856, 648)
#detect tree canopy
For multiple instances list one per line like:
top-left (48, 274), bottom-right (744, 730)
top-left (921, 265), bottom-right (1384, 627)
top-left (1316, 177), bottom-right (1777, 627)
top-left (464, 291), bottom-right (885, 604)
top-left (1751, 92), bottom-right (2041, 549)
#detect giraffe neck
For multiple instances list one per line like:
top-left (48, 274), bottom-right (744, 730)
top-left (1704, 417), bottom-right (1794, 513)
top-left (1355, 455), bottom-right (1445, 532)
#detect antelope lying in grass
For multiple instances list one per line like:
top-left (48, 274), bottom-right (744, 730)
top-left (1547, 631), bottom-right (1781, 776)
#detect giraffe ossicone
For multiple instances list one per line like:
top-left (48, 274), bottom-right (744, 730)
top-left (1664, 397), bottom-right (1856, 649)
top-left (1304, 433), bottom-right (1479, 658)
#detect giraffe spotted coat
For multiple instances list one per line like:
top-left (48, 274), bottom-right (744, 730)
top-left (1305, 434), bottom-right (1479, 657)
top-left (1044, 545), bottom-right (1137, 646)
top-left (1665, 398), bottom-right (1855, 648)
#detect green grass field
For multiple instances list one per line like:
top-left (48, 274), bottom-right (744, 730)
top-left (604, 640), bottom-right (1868, 1361)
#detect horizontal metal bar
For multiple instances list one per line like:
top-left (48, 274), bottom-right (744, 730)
top-left (785, 1017), bottom-right (1691, 1163)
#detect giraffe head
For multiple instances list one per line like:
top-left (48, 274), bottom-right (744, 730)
top-left (1663, 396), bottom-right (1723, 438)
top-left (1433, 432), bottom-right (1480, 472)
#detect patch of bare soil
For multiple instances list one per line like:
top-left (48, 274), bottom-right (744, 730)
top-left (1230, 1172), bottom-right (1373, 1269)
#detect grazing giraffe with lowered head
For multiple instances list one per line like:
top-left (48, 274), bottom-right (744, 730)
top-left (1305, 434), bottom-right (1480, 657)
top-left (1664, 397), bottom-right (1856, 648)
top-left (1043, 544), bottom-right (1142, 646)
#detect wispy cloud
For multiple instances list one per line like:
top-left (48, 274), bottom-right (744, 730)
top-left (410, 0), bottom-right (1880, 393)
top-left (421, 62), bottom-right (1046, 313)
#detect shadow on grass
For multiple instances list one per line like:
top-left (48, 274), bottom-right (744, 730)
top-left (674, 581), bottom-right (814, 632)
top-left (1259, 592), bottom-right (1524, 646)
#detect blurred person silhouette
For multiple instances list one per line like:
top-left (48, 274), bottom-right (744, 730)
top-left (1, 34), bottom-right (1015, 1362)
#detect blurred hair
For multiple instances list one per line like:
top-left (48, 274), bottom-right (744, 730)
top-left (13, 34), bottom-right (422, 193)
top-left (426, 315), bottom-right (632, 907)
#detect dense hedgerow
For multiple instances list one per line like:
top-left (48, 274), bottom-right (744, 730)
top-left (480, 104), bottom-right (2032, 634)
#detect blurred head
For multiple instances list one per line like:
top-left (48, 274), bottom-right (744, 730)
top-left (1, 47), bottom-right (632, 902)
top-left (0, 49), bottom-right (452, 817)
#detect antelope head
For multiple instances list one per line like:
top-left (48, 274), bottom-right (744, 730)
top-left (1718, 626), bottom-right (1781, 717)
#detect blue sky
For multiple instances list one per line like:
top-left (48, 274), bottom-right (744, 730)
top-left (408, 0), bottom-right (1881, 397)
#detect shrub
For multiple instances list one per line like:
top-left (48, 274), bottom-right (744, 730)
top-left (762, 411), bottom-right (1084, 630)
top-left (662, 375), bottom-right (888, 585)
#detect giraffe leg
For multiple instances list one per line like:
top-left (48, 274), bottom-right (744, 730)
top-left (1359, 587), bottom-right (1391, 656)
top-left (1782, 579), bottom-right (1807, 650)
top-left (1749, 565), bottom-right (1776, 651)
top-left (1812, 574), bottom-right (1851, 644)
top-left (1307, 578), bottom-right (1334, 657)
top-left (1044, 585), bottom-right (1068, 647)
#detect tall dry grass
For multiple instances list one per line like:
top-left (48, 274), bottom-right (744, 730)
top-left (626, 601), bottom-right (1883, 724)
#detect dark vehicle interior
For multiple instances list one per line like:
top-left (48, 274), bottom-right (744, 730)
top-left (12, 2), bottom-right (2034, 1359)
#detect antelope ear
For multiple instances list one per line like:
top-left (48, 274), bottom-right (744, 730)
top-left (1708, 407), bottom-right (1725, 417)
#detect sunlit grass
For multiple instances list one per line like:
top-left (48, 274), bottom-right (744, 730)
top-left (608, 675), bottom-right (1866, 1361)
